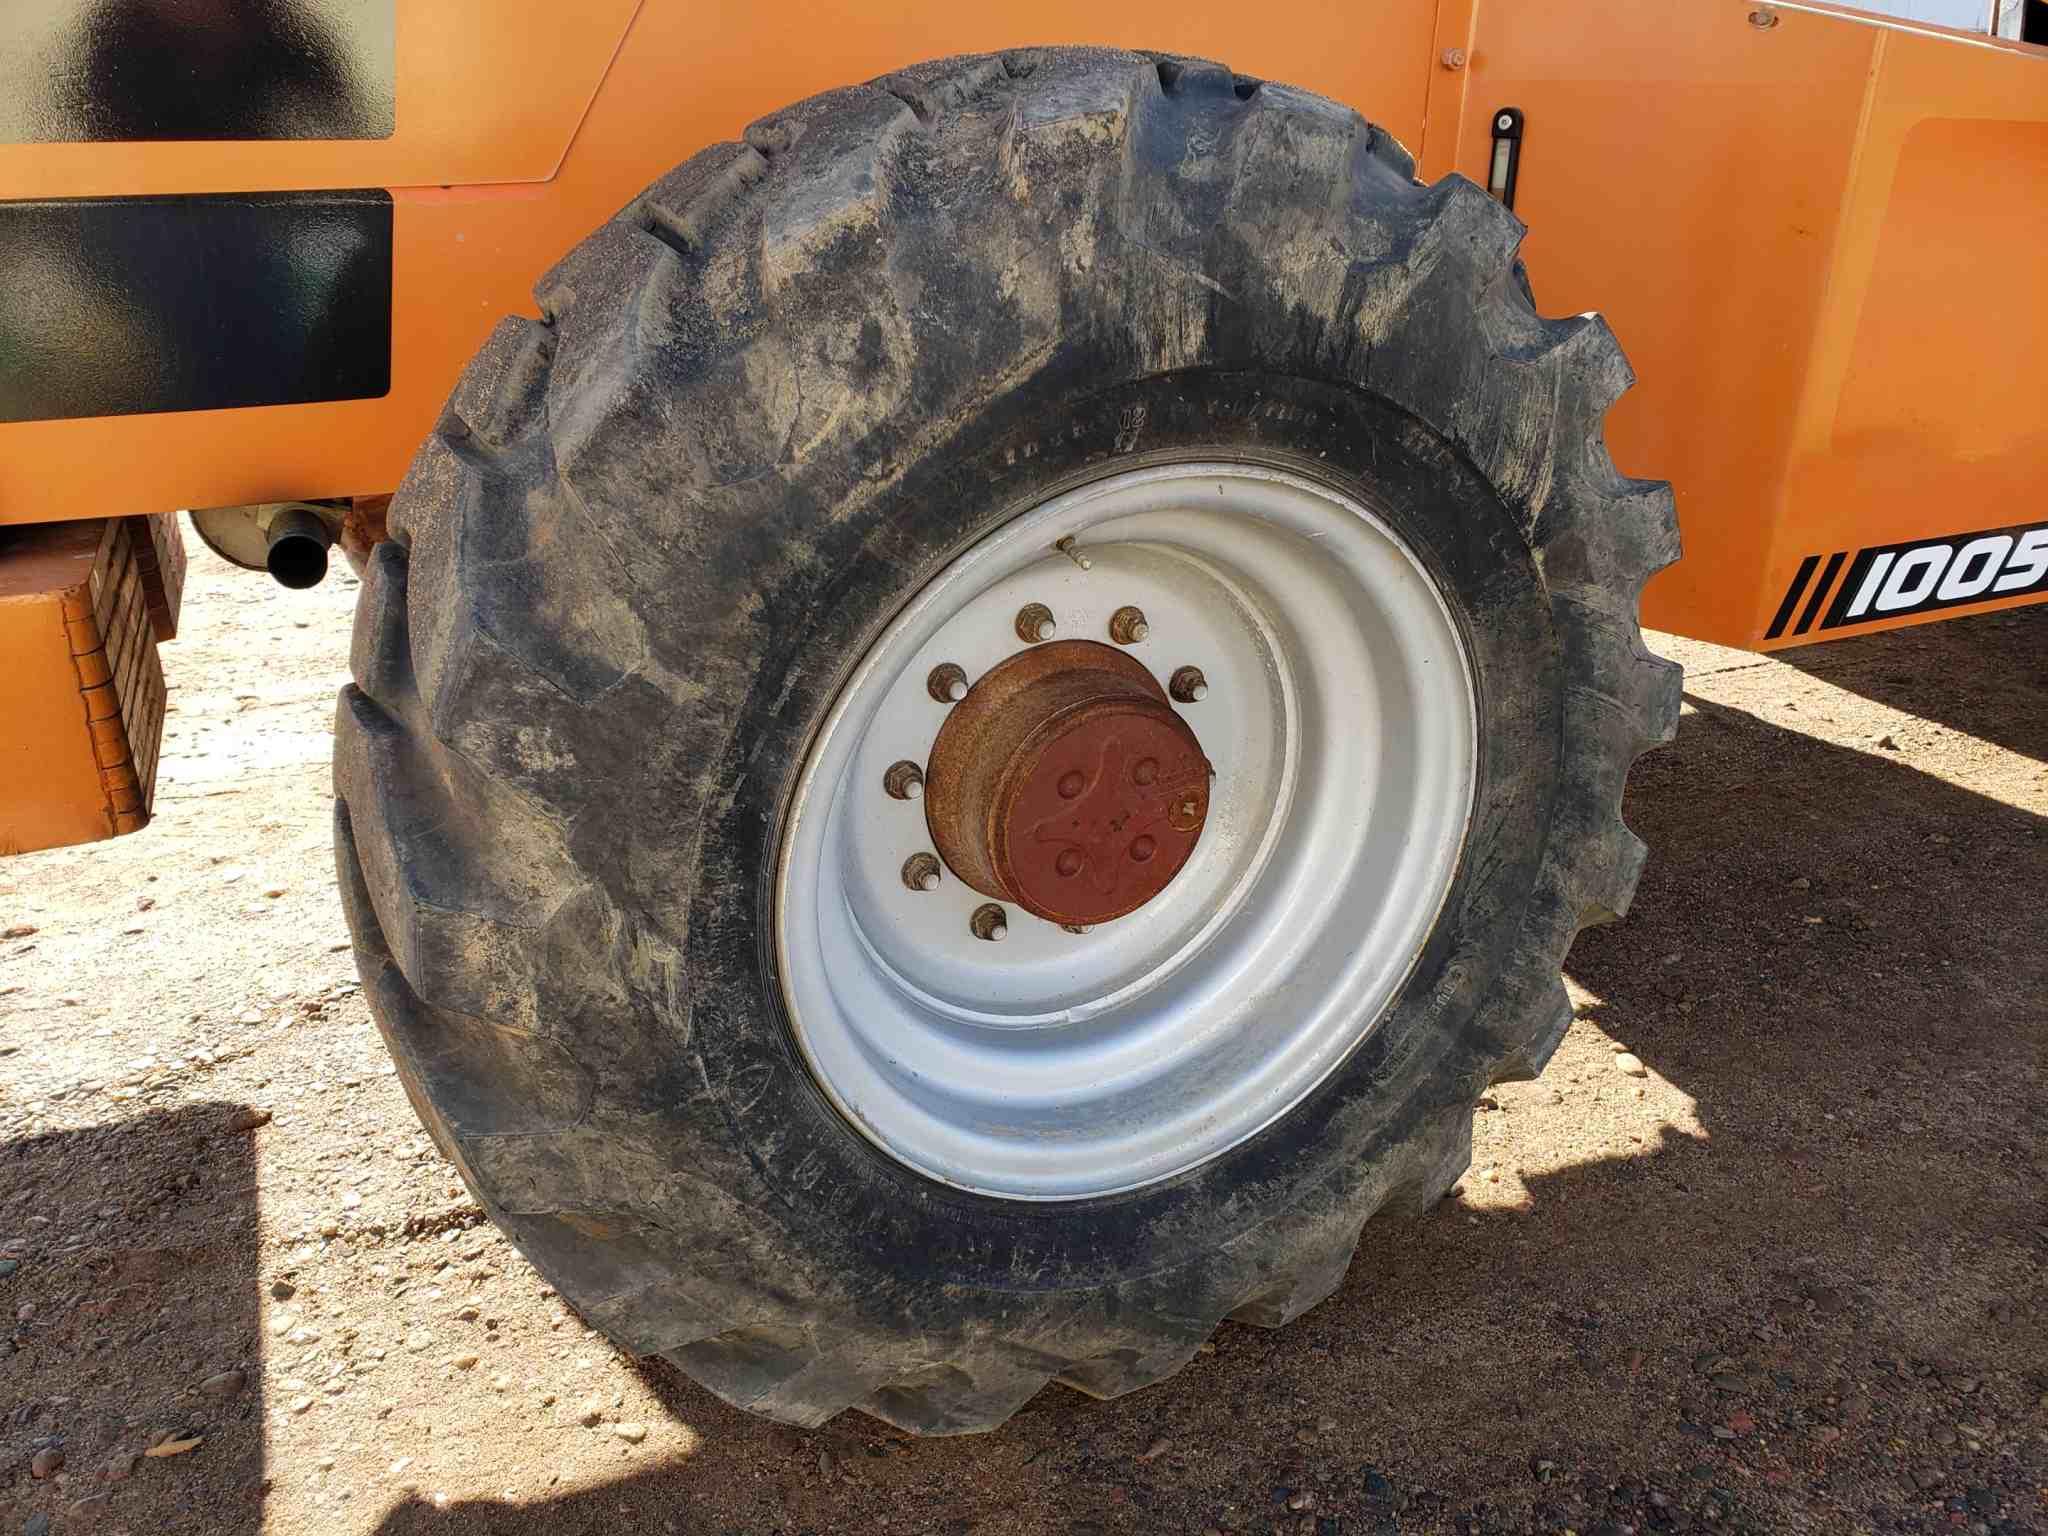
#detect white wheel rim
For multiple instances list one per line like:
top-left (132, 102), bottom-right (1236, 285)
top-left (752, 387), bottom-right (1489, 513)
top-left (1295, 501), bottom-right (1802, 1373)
top-left (775, 463), bottom-right (1478, 1200)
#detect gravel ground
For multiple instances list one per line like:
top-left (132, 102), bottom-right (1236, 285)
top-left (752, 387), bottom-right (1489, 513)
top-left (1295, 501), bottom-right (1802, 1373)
top-left (1, 542), bottom-right (2043, 1536)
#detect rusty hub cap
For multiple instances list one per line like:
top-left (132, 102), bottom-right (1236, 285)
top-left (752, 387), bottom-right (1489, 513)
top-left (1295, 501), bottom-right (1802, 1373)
top-left (924, 640), bottom-right (1211, 925)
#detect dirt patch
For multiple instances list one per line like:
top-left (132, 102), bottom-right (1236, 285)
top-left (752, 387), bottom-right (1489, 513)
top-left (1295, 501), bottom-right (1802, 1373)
top-left (2, 543), bottom-right (2043, 1535)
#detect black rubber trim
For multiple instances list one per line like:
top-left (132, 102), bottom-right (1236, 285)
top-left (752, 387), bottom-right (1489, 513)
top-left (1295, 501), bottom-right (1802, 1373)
top-left (0, 190), bottom-right (392, 423)
top-left (1, 0), bottom-right (393, 143)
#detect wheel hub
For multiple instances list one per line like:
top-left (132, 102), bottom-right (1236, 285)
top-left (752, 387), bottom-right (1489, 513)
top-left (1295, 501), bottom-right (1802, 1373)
top-left (924, 640), bottom-right (1212, 926)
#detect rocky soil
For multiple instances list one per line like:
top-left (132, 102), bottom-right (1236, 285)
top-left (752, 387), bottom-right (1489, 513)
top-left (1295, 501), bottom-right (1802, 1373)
top-left (1, 542), bottom-right (2043, 1535)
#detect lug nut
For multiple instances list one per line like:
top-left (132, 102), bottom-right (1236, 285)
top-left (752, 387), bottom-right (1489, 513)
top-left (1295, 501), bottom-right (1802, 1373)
top-left (970, 903), bottom-right (1010, 942)
top-left (1108, 606), bottom-right (1150, 645)
top-left (927, 663), bottom-right (969, 703)
top-left (901, 852), bottom-right (943, 892)
top-left (884, 760), bottom-right (926, 800)
top-left (1014, 603), bottom-right (1057, 644)
top-left (1169, 665), bottom-right (1209, 703)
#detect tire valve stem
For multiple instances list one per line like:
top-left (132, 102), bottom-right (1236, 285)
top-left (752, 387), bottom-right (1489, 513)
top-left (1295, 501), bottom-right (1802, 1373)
top-left (901, 853), bottom-right (943, 893)
top-left (927, 663), bottom-right (970, 703)
top-left (1169, 665), bottom-right (1209, 703)
top-left (970, 903), bottom-right (1010, 942)
top-left (1061, 923), bottom-right (1093, 935)
top-left (1014, 603), bottom-right (1057, 644)
top-left (1054, 536), bottom-right (1092, 572)
top-left (1108, 605), bottom-right (1150, 645)
top-left (884, 760), bottom-right (926, 800)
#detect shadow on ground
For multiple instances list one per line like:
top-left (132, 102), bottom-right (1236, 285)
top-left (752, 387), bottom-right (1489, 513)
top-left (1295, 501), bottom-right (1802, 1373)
top-left (1, 1101), bottom-right (266, 1535)
top-left (1777, 604), bottom-right (2048, 762)
top-left (357, 617), bottom-right (2048, 1530)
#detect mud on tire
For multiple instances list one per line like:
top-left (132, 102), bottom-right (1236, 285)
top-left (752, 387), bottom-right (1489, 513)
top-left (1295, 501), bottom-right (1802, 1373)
top-left (333, 47), bottom-right (1679, 1433)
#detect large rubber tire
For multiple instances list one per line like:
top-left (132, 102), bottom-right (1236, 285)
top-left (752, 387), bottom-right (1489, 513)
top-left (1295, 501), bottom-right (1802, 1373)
top-left (334, 48), bottom-right (1679, 1434)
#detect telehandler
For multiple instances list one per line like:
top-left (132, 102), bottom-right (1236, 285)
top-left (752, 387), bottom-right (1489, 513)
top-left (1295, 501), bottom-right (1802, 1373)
top-left (1, 0), bottom-right (2042, 1433)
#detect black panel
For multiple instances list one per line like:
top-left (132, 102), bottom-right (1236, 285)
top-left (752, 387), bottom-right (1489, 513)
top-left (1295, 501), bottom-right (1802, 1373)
top-left (2, 1), bottom-right (393, 143)
top-left (0, 190), bottom-right (392, 423)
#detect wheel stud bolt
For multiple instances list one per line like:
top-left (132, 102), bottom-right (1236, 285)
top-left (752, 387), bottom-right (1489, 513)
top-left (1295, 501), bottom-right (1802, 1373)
top-left (1014, 603), bottom-right (1057, 644)
top-left (1169, 665), bottom-right (1209, 703)
top-left (1108, 606), bottom-right (1150, 645)
top-left (927, 663), bottom-right (970, 703)
top-left (884, 760), bottom-right (926, 800)
top-left (901, 852), bottom-right (943, 892)
top-left (970, 903), bottom-right (1010, 942)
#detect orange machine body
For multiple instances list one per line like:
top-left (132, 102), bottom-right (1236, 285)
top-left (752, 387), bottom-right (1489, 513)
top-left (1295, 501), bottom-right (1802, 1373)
top-left (1, 0), bottom-right (2043, 849)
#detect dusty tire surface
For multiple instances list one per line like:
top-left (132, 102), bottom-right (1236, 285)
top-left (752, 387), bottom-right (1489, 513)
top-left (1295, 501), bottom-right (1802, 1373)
top-left (333, 47), bottom-right (1679, 1434)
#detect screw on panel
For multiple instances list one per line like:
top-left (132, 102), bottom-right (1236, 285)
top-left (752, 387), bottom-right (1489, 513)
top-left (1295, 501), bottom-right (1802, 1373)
top-left (1107, 606), bottom-right (1150, 645)
top-left (927, 663), bottom-right (970, 703)
top-left (884, 760), bottom-right (926, 800)
top-left (1440, 46), bottom-right (1467, 69)
top-left (1015, 603), bottom-right (1057, 644)
top-left (901, 852), bottom-right (942, 892)
top-left (970, 904), bottom-right (1010, 942)
top-left (1169, 666), bottom-right (1209, 703)
top-left (1747, 6), bottom-right (1779, 25)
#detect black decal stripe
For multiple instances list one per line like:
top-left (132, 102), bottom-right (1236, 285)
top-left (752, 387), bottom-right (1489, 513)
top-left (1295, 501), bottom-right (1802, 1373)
top-left (1822, 549), bottom-right (1881, 631)
top-left (1, 1), bottom-right (393, 143)
top-left (0, 191), bottom-right (392, 423)
top-left (1764, 555), bottom-right (1820, 641)
top-left (1793, 551), bottom-right (1845, 636)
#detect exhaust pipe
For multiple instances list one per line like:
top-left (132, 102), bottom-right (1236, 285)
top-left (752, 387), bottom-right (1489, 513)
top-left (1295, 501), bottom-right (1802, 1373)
top-left (264, 507), bottom-right (333, 590)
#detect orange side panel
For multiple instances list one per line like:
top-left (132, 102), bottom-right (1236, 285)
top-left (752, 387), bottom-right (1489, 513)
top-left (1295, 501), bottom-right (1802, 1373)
top-left (3, 0), bottom-right (2041, 654)
top-left (1457, 0), bottom-right (2048, 648)
top-left (0, 1), bottom-right (1439, 526)
top-left (1766, 37), bottom-right (2048, 647)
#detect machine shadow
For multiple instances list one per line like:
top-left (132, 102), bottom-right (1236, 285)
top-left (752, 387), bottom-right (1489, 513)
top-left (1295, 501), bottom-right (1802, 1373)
top-left (1775, 601), bottom-right (2048, 762)
top-left (362, 633), bottom-right (2047, 1534)
top-left (0, 1100), bottom-right (265, 1535)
